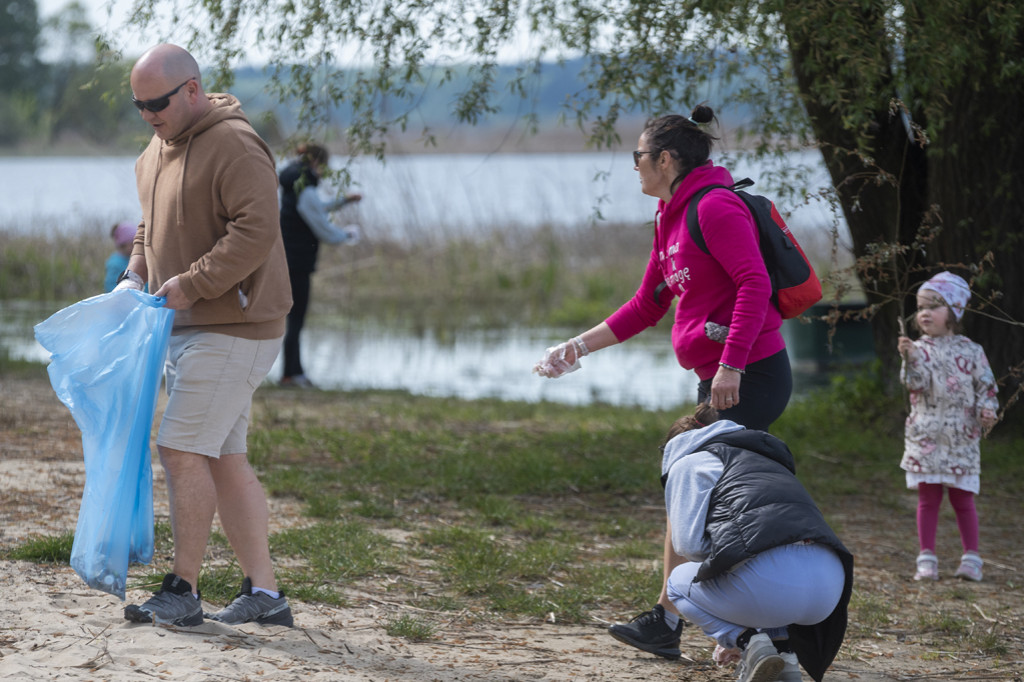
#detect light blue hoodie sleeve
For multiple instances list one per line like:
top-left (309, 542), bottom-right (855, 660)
top-left (296, 186), bottom-right (357, 244)
top-left (664, 451), bottom-right (722, 560)
top-left (661, 420), bottom-right (743, 561)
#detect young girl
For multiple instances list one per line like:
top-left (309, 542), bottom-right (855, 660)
top-left (897, 271), bottom-right (999, 582)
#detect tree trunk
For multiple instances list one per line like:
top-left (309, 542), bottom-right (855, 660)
top-left (782, 4), bottom-right (927, 392)
top-left (783, 2), bottom-right (1023, 413)
top-left (924, 53), bottom-right (1024, 409)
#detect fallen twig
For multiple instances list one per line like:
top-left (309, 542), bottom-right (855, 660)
top-left (972, 603), bottom-right (997, 623)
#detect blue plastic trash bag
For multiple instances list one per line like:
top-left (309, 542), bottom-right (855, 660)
top-left (34, 290), bottom-right (174, 599)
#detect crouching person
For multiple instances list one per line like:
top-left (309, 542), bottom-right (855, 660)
top-left (661, 403), bottom-right (853, 682)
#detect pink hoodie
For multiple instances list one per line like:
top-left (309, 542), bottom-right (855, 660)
top-left (605, 161), bottom-right (784, 380)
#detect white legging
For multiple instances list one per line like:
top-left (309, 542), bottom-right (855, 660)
top-left (667, 542), bottom-right (844, 649)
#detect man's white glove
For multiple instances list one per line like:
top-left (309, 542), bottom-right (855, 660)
top-left (342, 224), bottom-right (361, 246)
top-left (113, 269), bottom-right (145, 292)
top-left (532, 336), bottom-right (589, 378)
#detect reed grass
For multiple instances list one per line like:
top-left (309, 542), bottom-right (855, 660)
top-left (0, 204), bottom-right (852, 331)
top-left (0, 219), bottom-right (654, 330)
top-left (301, 217), bottom-right (658, 329)
top-left (0, 227), bottom-right (113, 302)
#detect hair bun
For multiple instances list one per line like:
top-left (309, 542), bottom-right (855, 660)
top-left (690, 104), bottom-right (715, 124)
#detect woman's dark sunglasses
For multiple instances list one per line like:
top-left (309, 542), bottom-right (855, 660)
top-left (633, 149), bottom-right (658, 166)
top-left (131, 79), bottom-right (194, 113)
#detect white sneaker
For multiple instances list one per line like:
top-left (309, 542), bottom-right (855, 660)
top-left (914, 550), bottom-right (938, 581)
top-left (954, 552), bottom-right (983, 581)
top-left (778, 651), bottom-right (802, 681)
top-left (736, 632), bottom-right (784, 682)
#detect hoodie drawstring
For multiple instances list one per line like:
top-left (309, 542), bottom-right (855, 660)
top-left (178, 136), bottom-right (193, 226)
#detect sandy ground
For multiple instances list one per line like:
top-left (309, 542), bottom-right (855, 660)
top-left (1, 374), bottom-right (1022, 681)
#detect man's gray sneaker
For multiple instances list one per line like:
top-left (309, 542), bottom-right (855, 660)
top-left (124, 573), bottom-right (203, 626)
top-left (207, 577), bottom-right (293, 627)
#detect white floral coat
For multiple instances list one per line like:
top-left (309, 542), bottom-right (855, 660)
top-left (900, 334), bottom-right (998, 493)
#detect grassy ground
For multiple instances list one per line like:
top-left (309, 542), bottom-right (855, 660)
top-left (2, 356), bottom-right (1022, 679)
top-left (2, 214), bottom-right (1018, 678)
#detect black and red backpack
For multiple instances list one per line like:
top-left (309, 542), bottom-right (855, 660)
top-left (686, 178), bottom-right (822, 319)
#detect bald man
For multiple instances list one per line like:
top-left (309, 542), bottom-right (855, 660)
top-left (117, 44), bottom-right (294, 628)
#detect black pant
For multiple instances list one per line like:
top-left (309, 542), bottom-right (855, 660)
top-left (697, 348), bottom-right (792, 431)
top-left (282, 266), bottom-right (312, 379)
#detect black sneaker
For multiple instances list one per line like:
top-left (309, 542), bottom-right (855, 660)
top-left (206, 577), bottom-right (293, 627)
top-left (124, 573), bottom-right (203, 626)
top-left (608, 604), bottom-right (685, 660)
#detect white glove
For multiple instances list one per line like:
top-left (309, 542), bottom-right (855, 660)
top-left (532, 336), bottom-right (589, 378)
top-left (113, 270), bottom-right (145, 292)
top-left (713, 645), bottom-right (741, 666)
top-left (342, 224), bottom-right (361, 245)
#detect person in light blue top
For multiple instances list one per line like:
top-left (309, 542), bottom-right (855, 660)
top-left (104, 221), bottom-right (138, 292)
top-left (654, 402), bottom-right (853, 682)
top-left (278, 143), bottom-right (363, 388)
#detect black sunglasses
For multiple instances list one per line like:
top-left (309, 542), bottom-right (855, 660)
top-left (633, 149), bottom-right (658, 166)
top-left (131, 79), bottom-right (194, 113)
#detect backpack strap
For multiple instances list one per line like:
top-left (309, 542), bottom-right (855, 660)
top-left (685, 178), bottom-right (755, 254)
top-left (652, 178), bottom-right (755, 304)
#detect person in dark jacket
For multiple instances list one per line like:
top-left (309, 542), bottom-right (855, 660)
top-left (278, 143), bottom-right (362, 388)
top-left (660, 403), bottom-right (853, 682)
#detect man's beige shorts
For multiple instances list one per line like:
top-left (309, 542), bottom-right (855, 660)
top-left (157, 330), bottom-right (282, 457)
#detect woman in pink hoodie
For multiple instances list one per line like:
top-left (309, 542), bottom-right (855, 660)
top-left (534, 105), bottom-right (792, 662)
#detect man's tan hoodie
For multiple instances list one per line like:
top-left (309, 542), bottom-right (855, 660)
top-left (133, 93), bottom-right (292, 340)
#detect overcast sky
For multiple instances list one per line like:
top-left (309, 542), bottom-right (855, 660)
top-left (35, 0), bottom-right (548, 67)
top-left (36, 0), bottom-right (175, 61)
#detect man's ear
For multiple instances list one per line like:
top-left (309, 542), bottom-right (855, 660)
top-left (185, 78), bottom-right (201, 102)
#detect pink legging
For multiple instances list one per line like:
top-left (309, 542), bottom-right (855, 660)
top-left (917, 483), bottom-right (979, 553)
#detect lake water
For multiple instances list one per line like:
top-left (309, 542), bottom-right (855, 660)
top-left (0, 151), bottom-right (843, 247)
top-left (1, 151), bottom-right (854, 410)
top-left (5, 299), bottom-right (866, 411)
top-left (4, 300), bottom-right (693, 410)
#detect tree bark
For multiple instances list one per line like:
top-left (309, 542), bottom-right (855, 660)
top-left (782, 3), bottom-right (927, 391)
top-left (925, 53), bottom-right (1024, 407)
top-left (782, 1), bottom-right (1022, 411)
